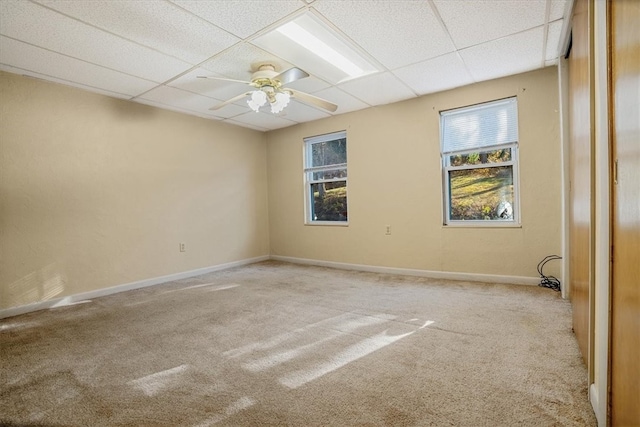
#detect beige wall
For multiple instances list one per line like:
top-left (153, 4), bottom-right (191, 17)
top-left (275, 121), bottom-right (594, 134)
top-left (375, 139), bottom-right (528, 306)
top-left (0, 66), bottom-right (562, 311)
top-left (266, 67), bottom-right (562, 279)
top-left (0, 71), bottom-right (269, 310)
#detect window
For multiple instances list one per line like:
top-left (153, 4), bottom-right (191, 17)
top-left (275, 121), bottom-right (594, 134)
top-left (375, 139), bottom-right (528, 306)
top-left (304, 131), bottom-right (347, 224)
top-left (440, 97), bottom-right (519, 225)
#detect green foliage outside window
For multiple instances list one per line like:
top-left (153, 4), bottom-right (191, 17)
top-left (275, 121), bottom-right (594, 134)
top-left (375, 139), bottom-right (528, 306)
top-left (305, 132), bottom-right (348, 223)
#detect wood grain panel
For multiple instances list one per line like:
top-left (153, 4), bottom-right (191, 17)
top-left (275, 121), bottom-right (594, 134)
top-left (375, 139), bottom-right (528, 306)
top-left (568, 0), bottom-right (593, 365)
top-left (609, 0), bottom-right (640, 424)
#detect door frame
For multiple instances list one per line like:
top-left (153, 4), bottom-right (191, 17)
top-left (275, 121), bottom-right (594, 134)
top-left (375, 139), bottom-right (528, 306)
top-left (591, 0), bottom-right (611, 424)
top-left (558, 0), bottom-right (610, 424)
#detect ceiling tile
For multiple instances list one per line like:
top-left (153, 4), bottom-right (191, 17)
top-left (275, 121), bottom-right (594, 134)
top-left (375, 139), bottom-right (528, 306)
top-left (138, 85), bottom-right (249, 119)
top-left (549, 0), bottom-right (569, 21)
top-left (0, 0), bottom-right (564, 132)
top-left (224, 120), bottom-right (268, 132)
top-left (168, 68), bottom-right (253, 101)
top-left (546, 20), bottom-right (564, 61)
top-left (338, 72), bottom-right (416, 106)
top-left (393, 53), bottom-right (475, 96)
top-left (281, 75), bottom-right (331, 94)
top-left (229, 111), bottom-right (298, 130)
top-left (34, 0), bottom-right (240, 65)
top-left (200, 43), bottom-right (294, 81)
top-left (0, 0), bottom-right (191, 83)
top-left (311, 87), bottom-right (370, 114)
top-left (312, 0), bottom-right (454, 69)
top-left (133, 98), bottom-right (224, 121)
top-left (275, 99), bottom-right (331, 122)
top-left (0, 64), bottom-right (131, 100)
top-left (171, 0), bottom-right (305, 39)
top-left (459, 27), bottom-right (545, 82)
top-left (434, 0), bottom-right (547, 49)
top-left (0, 36), bottom-right (158, 97)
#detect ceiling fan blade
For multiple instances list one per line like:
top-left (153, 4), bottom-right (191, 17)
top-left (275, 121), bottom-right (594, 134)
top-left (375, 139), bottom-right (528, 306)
top-left (197, 75), bottom-right (252, 85)
top-left (209, 92), bottom-right (252, 111)
top-left (275, 67), bottom-right (310, 86)
top-left (287, 89), bottom-right (338, 113)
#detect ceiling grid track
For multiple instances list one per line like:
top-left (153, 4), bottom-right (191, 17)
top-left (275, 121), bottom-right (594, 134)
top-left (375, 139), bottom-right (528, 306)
top-left (0, 0), bottom-right (570, 131)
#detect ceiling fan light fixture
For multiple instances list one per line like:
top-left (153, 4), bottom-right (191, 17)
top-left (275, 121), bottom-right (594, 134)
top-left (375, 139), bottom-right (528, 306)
top-left (271, 91), bottom-right (291, 114)
top-left (247, 90), bottom-right (267, 112)
top-left (246, 89), bottom-right (291, 114)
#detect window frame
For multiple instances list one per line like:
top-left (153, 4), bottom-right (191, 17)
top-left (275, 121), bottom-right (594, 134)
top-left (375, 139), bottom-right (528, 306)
top-left (303, 131), bottom-right (348, 226)
top-left (440, 98), bottom-right (521, 227)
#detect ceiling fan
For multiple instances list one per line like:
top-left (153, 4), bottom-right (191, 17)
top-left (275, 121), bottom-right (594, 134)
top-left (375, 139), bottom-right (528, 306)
top-left (197, 64), bottom-right (338, 114)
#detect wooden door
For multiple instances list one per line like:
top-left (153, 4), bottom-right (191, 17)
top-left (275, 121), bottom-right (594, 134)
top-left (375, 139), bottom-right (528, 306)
top-left (609, 0), bottom-right (640, 424)
top-left (568, 0), bottom-right (594, 366)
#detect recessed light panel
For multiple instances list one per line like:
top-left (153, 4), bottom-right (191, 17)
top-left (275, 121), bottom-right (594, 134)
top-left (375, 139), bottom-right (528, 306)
top-left (252, 12), bottom-right (381, 84)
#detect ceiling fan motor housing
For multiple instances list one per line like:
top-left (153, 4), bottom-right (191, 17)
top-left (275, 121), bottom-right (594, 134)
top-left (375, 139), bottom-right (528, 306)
top-left (251, 64), bottom-right (281, 89)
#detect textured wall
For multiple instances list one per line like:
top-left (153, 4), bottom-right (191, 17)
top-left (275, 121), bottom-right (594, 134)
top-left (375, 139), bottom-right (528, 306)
top-left (266, 67), bottom-right (562, 279)
top-left (0, 71), bottom-right (270, 310)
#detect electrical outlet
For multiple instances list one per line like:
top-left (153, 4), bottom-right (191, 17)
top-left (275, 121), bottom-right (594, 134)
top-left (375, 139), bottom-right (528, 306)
top-left (179, 243), bottom-right (186, 252)
top-left (385, 225), bottom-right (391, 235)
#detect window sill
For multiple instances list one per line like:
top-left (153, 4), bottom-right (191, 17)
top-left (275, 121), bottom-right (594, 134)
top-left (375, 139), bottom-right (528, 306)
top-left (443, 221), bottom-right (522, 229)
top-left (304, 221), bottom-right (349, 227)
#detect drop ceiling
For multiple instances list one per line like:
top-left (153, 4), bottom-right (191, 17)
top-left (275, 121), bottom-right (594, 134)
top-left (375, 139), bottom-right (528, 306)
top-left (0, 0), bottom-right (571, 132)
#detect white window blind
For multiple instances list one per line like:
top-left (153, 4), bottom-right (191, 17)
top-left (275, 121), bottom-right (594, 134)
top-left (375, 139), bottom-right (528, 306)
top-left (441, 97), bottom-right (518, 154)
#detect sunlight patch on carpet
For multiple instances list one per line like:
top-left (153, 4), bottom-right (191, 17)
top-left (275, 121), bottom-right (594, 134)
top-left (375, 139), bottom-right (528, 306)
top-left (50, 298), bottom-right (92, 308)
top-left (207, 284), bottom-right (241, 292)
top-left (192, 396), bottom-right (256, 427)
top-left (0, 321), bottom-right (40, 331)
top-left (224, 312), bottom-right (395, 359)
top-left (128, 364), bottom-right (188, 396)
top-left (160, 283), bottom-right (240, 296)
top-left (279, 321), bottom-right (434, 389)
top-left (242, 313), bottom-right (392, 372)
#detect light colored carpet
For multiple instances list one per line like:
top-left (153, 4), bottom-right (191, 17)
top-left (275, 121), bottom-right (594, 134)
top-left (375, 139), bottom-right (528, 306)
top-left (1, 261), bottom-right (596, 426)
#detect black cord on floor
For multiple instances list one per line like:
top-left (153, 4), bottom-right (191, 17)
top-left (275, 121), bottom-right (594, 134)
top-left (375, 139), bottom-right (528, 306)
top-left (537, 255), bottom-right (562, 292)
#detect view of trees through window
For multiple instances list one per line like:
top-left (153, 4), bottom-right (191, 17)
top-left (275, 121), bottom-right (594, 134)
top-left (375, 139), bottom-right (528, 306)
top-left (449, 147), bottom-right (511, 167)
top-left (448, 148), bottom-right (514, 220)
top-left (305, 135), bottom-right (347, 222)
top-left (311, 181), bottom-right (347, 221)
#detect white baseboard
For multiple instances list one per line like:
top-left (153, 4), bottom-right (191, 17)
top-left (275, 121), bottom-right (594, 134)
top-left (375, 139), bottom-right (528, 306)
top-left (270, 255), bottom-right (540, 286)
top-left (0, 255), bottom-right (269, 319)
top-left (590, 383), bottom-right (605, 427)
top-left (1, 254), bottom-right (540, 319)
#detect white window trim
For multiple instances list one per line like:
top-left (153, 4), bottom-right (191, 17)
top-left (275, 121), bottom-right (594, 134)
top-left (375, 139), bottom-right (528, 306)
top-left (303, 131), bottom-right (348, 226)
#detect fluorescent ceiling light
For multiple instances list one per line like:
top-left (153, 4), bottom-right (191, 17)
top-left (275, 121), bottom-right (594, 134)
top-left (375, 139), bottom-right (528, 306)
top-left (252, 12), bottom-right (381, 84)
top-left (276, 21), bottom-right (364, 77)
